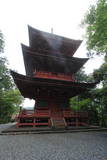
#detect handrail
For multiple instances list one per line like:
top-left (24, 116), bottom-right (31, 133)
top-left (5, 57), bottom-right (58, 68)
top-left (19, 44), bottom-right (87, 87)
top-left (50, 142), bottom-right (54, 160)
top-left (63, 118), bottom-right (67, 127)
top-left (50, 118), bottom-right (54, 127)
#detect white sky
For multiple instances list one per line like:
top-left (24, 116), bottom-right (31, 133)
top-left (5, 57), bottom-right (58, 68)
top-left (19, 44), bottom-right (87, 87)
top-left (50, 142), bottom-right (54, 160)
top-left (0, 0), bottom-right (103, 108)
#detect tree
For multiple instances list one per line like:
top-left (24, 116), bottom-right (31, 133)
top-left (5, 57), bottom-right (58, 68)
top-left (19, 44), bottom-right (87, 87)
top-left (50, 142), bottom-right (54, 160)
top-left (0, 31), bottom-right (23, 123)
top-left (82, 0), bottom-right (107, 56)
top-left (0, 89), bottom-right (23, 123)
top-left (75, 67), bottom-right (94, 83)
top-left (75, 67), bottom-right (88, 82)
top-left (0, 57), bottom-right (13, 90)
top-left (80, 0), bottom-right (107, 126)
top-left (93, 57), bottom-right (107, 86)
top-left (0, 31), bottom-right (4, 54)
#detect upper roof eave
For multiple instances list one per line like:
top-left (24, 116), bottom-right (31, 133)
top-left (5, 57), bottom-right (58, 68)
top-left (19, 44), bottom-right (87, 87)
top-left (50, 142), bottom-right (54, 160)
top-left (28, 25), bottom-right (82, 44)
top-left (28, 25), bottom-right (82, 56)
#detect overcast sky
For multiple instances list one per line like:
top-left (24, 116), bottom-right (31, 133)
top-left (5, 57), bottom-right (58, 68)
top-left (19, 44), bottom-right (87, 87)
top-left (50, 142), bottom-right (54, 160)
top-left (0, 0), bottom-right (103, 107)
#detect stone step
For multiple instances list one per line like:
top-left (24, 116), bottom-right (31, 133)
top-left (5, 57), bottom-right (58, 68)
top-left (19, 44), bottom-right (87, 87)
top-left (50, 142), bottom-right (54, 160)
top-left (51, 118), bottom-right (66, 129)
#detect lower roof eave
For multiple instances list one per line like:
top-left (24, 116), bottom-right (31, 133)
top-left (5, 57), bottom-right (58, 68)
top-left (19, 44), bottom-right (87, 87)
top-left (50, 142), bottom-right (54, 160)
top-left (11, 71), bottom-right (97, 99)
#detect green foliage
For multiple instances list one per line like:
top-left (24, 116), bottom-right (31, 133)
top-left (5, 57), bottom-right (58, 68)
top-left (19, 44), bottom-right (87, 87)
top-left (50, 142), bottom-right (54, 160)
top-left (69, 97), bottom-right (79, 111)
top-left (70, 96), bottom-right (91, 111)
top-left (0, 57), bottom-right (24, 123)
top-left (0, 57), bottom-right (13, 90)
top-left (75, 67), bottom-right (88, 82)
top-left (92, 88), bottom-right (107, 126)
top-left (75, 67), bottom-right (94, 83)
top-left (93, 58), bottom-right (107, 85)
top-left (0, 31), bottom-right (23, 124)
top-left (79, 0), bottom-right (107, 127)
top-left (0, 31), bottom-right (4, 54)
top-left (0, 89), bottom-right (23, 123)
top-left (82, 0), bottom-right (107, 56)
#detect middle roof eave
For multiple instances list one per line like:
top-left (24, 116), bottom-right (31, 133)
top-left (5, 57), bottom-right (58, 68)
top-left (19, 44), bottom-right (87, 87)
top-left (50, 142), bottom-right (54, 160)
top-left (21, 44), bottom-right (89, 76)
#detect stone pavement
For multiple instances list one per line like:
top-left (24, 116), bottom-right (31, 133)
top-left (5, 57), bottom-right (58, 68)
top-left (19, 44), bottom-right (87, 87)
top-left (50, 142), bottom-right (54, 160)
top-left (0, 124), bottom-right (107, 160)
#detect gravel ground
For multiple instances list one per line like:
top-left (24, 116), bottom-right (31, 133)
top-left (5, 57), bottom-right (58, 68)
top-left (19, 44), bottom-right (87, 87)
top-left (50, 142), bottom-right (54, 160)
top-left (0, 124), bottom-right (107, 160)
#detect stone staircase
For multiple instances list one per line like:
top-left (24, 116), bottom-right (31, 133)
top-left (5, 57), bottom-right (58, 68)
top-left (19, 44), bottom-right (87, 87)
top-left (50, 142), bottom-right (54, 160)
top-left (51, 118), bottom-right (66, 129)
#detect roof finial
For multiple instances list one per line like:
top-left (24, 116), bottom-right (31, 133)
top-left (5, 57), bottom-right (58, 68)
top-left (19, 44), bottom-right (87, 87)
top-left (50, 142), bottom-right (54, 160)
top-left (51, 28), bottom-right (53, 34)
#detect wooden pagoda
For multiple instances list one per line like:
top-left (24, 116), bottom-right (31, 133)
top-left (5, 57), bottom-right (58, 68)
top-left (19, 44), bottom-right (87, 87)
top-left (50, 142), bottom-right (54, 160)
top-left (11, 26), bottom-right (96, 129)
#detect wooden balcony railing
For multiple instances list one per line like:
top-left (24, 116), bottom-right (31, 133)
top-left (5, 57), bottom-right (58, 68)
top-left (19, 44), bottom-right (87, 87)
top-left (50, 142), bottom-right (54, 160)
top-left (34, 110), bottom-right (51, 117)
top-left (34, 71), bottom-right (75, 81)
top-left (63, 111), bottom-right (88, 118)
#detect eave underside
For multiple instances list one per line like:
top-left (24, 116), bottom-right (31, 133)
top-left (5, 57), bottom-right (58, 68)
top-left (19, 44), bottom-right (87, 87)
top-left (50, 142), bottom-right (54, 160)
top-left (11, 71), bottom-right (96, 99)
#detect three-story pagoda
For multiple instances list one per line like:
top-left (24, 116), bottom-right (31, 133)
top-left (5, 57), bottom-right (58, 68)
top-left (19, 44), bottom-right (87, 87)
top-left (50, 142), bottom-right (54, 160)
top-left (11, 26), bottom-right (96, 128)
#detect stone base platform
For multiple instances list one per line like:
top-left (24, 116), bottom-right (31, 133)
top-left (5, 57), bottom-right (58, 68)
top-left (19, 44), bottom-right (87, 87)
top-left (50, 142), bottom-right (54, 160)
top-left (1, 124), bottom-right (107, 135)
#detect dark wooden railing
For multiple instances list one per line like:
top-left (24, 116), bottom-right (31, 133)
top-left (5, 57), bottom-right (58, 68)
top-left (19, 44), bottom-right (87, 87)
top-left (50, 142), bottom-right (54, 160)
top-left (34, 71), bottom-right (75, 81)
top-left (63, 111), bottom-right (88, 118)
top-left (16, 109), bottom-right (88, 128)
